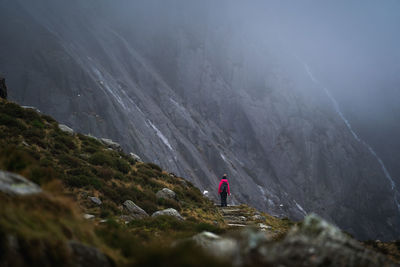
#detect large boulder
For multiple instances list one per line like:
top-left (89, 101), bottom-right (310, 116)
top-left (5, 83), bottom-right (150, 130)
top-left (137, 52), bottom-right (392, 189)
top-left (0, 76), bottom-right (7, 99)
top-left (123, 200), bottom-right (149, 219)
top-left (152, 208), bottom-right (184, 220)
top-left (156, 188), bottom-right (176, 200)
top-left (0, 171), bottom-right (42, 195)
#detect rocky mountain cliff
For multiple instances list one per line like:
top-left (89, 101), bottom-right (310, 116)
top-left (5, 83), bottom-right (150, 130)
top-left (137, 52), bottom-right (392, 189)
top-left (0, 0), bottom-right (399, 240)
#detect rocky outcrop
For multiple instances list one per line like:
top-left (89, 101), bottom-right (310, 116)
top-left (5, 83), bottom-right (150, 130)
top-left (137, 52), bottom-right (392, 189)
top-left (193, 214), bottom-right (397, 267)
top-left (152, 208), bottom-right (184, 221)
top-left (122, 200), bottom-right (149, 219)
top-left (0, 171), bottom-right (42, 195)
top-left (156, 188), bottom-right (176, 200)
top-left (0, 76), bottom-right (7, 99)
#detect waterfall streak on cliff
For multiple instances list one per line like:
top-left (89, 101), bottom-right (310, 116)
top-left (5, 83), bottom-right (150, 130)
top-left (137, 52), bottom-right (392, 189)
top-left (303, 62), bottom-right (400, 212)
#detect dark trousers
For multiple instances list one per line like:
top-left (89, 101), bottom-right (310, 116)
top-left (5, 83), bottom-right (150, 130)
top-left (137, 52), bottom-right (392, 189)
top-left (220, 192), bottom-right (227, 207)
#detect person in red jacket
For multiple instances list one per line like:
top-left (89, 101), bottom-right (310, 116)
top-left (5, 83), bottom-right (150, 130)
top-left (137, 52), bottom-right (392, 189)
top-left (218, 174), bottom-right (230, 207)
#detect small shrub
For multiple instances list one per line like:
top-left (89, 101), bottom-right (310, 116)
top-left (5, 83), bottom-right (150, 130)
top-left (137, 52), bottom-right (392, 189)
top-left (93, 166), bottom-right (114, 180)
top-left (30, 166), bottom-right (55, 185)
top-left (137, 199), bottom-right (158, 214)
top-left (184, 187), bottom-right (203, 203)
top-left (23, 128), bottom-right (45, 139)
top-left (41, 114), bottom-right (56, 124)
top-left (64, 175), bottom-right (102, 189)
top-left (115, 158), bottom-right (130, 174)
top-left (157, 198), bottom-right (181, 211)
top-left (54, 135), bottom-right (76, 150)
top-left (146, 163), bottom-right (162, 172)
top-left (30, 119), bottom-right (45, 129)
top-left (58, 155), bottom-right (82, 168)
top-left (0, 113), bottom-right (27, 130)
top-left (24, 109), bottom-right (41, 122)
top-left (88, 152), bottom-right (114, 167)
top-left (3, 102), bottom-right (24, 118)
top-left (2, 149), bottom-right (33, 172)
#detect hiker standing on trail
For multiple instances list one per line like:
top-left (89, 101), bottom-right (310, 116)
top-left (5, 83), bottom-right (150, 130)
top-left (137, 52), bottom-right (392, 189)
top-left (218, 174), bottom-right (230, 207)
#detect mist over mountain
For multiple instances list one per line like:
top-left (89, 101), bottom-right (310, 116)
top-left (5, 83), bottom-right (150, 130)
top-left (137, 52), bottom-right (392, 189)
top-left (0, 0), bottom-right (399, 240)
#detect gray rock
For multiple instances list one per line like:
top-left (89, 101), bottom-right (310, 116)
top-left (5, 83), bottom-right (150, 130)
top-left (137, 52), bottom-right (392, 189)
top-left (89, 196), bottom-right (102, 205)
top-left (0, 171), bottom-right (42, 195)
top-left (58, 124), bottom-right (74, 135)
top-left (21, 106), bottom-right (41, 113)
top-left (129, 152), bottom-right (142, 162)
top-left (100, 138), bottom-right (122, 151)
top-left (68, 241), bottom-right (112, 267)
top-left (0, 76), bottom-right (7, 99)
top-left (123, 200), bottom-right (149, 218)
top-left (152, 208), bottom-right (184, 220)
top-left (156, 188), bottom-right (176, 200)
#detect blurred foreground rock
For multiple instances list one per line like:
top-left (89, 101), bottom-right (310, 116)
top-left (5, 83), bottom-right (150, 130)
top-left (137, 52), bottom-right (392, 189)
top-left (193, 214), bottom-right (397, 267)
top-left (0, 170), bottom-right (42, 195)
top-left (68, 241), bottom-right (112, 267)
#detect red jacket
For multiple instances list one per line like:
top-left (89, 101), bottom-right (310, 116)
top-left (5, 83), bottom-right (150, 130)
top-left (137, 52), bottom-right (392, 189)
top-left (218, 179), bottom-right (230, 195)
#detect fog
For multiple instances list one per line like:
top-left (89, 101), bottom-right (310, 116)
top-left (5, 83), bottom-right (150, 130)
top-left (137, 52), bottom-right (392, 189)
top-left (116, 0), bottom-right (400, 181)
top-left (99, 0), bottom-right (400, 180)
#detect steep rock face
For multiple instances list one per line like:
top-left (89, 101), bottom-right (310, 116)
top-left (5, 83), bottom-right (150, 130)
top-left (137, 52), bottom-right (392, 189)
top-left (0, 0), bottom-right (399, 239)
